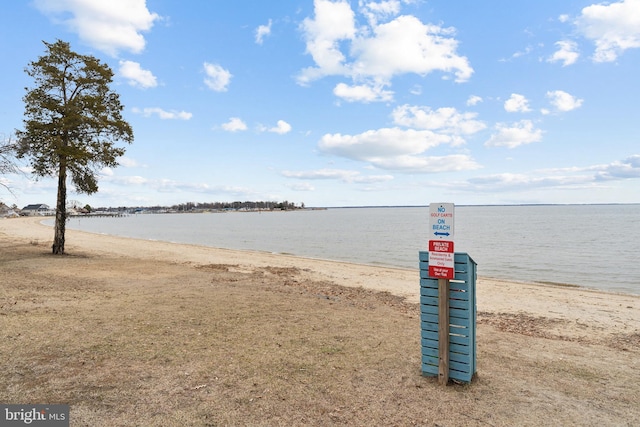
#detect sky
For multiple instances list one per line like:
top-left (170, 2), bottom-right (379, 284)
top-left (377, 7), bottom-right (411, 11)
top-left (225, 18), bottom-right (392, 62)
top-left (1, 0), bottom-right (640, 208)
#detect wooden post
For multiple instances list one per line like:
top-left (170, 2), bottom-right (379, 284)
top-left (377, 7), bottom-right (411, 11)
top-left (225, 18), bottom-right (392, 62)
top-left (438, 278), bottom-right (450, 385)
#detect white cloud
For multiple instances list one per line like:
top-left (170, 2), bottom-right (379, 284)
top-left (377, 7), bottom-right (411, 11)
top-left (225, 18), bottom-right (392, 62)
top-left (221, 117), bottom-right (248, 132)
top-left (255, 19), bottom-right (272, 44)
top-left (320, 128), bottom-right (448, 159)
top-left (132, 107), bottom-right (192, 120)
top-left (299, 0), bottom-right (356, 83)
top-left (284, 169), bottom-right (359, 181)
top-left (504, 94), bottom-right (532, 113)
top-left (117, 157), bottom-right (140, 168)
top-left (104, 175), bottom-right (260, 199)
top-left (106, 175), bottom-right (149, 186)
top-left (350, 15), bottom-right (473, 82)
top-left (288, 182), bottom-right (316, 191)
top-left (595, 155), bottom-right (640, 179)
top-left (359, 0), bottom-right (402, 25)
top-left (465, 172), bottom-right (591, 192)
top-left (351, 173), bottom-right (395, 184)
top-left (119, 60), bottom-right (157, 88)
top-left (100, 167), bottom-right (114, 177)
top-left (318, 127), bottom-right (480, 173)
top-left (508, 45), bottom-right (534, 60)
top-left (548, 40), bottom-right (580, 66)
top-left (504, 93), bottom-right (531, 113)
top-left (34, 0), bottom-right (160, 56)
top-left (152, 179), bottom-right (256, 197)
top-left (461, 155), bottom-right (640, 193)
top-left (298, 0), bottom-right (473, 99)
top-left (361, 1), bottom-right (402, 16)
top-left (203, 62), bottom-right (232, 92)
top-left (392, 105), bottom-right (486, 138)
top-left (127, 176), bottom-right (149, 185)
top-left (576, 0), bottom-right (640, 62)
top-left (333, 82), bottom-right (394, 102)
top-left (269, 120), bottom-right (292, 134)
top-left (282, 168), bottom-right (394, 183)
top-left (409, 85), bottom-right (422, 95)
top-left (369, 154), bottom-right (480, 173)
top-left (485, 120), bottom-right (543, 148)
top-left (466, 95), bottom-right (483, 106)
top-left (546, 90), bottom-right (584, 112)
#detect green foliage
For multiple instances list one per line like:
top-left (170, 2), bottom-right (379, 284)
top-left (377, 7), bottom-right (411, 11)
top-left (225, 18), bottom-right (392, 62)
top-left (16, 40), bottom-right (133, 254)
top-left (16, 40), bottom-right (133, 194)
top-left (170, 200), bottom-right (303, 211)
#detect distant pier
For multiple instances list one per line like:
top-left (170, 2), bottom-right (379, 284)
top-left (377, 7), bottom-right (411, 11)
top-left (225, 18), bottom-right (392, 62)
top-left (69, 212), bottom-right (128, 218)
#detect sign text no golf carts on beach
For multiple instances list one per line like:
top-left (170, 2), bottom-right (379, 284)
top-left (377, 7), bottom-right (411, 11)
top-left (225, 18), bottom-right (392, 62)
top-left (428, 203), bottom-right (455, 279)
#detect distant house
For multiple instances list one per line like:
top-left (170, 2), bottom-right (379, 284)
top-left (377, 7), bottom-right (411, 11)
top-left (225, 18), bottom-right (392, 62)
top-left (20, 203), bottom-right (53, 216)
top-left (1, 203), bottom-right (19, 218)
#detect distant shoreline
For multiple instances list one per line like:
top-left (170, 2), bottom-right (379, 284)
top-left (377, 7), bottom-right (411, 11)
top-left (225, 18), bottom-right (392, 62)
top-left (10, 203), bottom-right (638, 216)
top-left (31, 204), bottom-right (640, 296)
top-left (326, 202), bottom-right (640, 208)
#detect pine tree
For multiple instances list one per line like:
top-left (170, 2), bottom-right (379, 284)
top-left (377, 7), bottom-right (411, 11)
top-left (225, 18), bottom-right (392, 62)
top-left (17, 40), bottom-right (133, 254)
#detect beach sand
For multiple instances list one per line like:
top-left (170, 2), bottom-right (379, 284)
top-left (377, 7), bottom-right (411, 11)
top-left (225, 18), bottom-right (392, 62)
top-left (1, 216), bottom-right (639, 426)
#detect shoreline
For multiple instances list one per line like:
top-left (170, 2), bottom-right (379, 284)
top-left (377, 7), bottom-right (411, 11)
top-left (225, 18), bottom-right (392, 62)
top-left (35, 214), bottom-right (640, 297)
top-left (1, 216), bottom-right (639, 332)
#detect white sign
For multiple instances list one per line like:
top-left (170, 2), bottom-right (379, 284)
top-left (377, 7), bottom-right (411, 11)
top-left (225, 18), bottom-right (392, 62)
top-left (429, 203), bottom-right (455, 239)
top-left (428, 203), bottom-right (455, 279)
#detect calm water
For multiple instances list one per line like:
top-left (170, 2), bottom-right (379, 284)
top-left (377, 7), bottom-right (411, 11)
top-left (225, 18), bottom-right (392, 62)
top-left (60, 205), bottom-right (640, 295)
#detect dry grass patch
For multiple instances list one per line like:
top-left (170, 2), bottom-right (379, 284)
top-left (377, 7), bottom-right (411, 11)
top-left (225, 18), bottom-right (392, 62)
top-left (1, 237), bottom-right (639, 426)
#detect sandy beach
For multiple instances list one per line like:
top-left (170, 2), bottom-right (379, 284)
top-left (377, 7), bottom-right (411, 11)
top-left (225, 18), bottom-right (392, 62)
top-left (1, 216), bottom-right (639, 426)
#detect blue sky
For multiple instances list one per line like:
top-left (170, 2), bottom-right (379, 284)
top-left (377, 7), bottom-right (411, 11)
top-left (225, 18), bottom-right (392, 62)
top-left (1, 0), bottom-right (640, 208)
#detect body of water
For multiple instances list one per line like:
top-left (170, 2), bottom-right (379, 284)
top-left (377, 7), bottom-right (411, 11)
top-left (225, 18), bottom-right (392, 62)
top-left (59, 205), bottom-right (640, 295)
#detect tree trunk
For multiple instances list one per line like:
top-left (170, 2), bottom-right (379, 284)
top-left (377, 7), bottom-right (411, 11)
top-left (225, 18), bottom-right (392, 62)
top-left (52, 160), bottom-right (67, 255)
